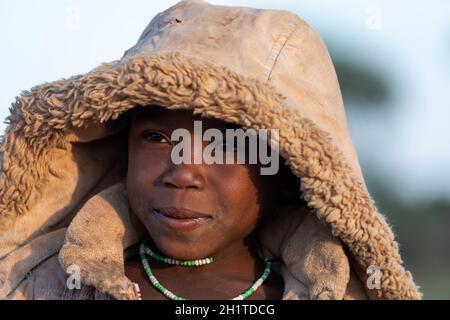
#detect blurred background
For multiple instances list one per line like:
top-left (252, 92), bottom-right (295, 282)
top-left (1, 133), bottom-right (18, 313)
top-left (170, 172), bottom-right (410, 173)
top-left (0, 0), bottom-right (449, 299)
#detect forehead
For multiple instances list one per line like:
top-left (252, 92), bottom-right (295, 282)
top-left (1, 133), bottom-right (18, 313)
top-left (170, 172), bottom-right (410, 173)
top-left (130, 106), bottom-right (240, 130)
top-left (131, 106), bottom-right (188, 122)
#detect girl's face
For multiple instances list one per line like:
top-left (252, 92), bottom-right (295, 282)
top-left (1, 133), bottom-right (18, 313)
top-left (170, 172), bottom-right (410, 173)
top-left (127, 107), bottom-right (283, 260)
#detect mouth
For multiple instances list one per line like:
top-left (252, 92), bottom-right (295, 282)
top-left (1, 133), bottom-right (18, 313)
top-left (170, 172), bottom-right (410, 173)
top-left (152, 207), bottom-right (213, 231)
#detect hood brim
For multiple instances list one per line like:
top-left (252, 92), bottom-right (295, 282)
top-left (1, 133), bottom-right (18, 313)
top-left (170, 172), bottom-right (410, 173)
top-left (0, 51), bottom-right (421, 299)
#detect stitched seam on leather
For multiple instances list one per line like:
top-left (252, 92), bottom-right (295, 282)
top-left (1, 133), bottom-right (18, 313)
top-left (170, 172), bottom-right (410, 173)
top-left (264, 27), bottom-right (297, 83)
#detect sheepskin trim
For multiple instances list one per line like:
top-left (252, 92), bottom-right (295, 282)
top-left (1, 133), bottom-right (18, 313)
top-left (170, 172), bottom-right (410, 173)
top-left (0, 52), bottom-right (421, 299)
top-left (0, 92), bottom-right (71, 233)
top-left (288, 122), bottom-right (421, 300)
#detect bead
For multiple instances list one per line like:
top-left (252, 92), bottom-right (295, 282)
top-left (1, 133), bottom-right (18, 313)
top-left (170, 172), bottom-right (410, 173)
top-left (144, 243), bottom-right (213, 267)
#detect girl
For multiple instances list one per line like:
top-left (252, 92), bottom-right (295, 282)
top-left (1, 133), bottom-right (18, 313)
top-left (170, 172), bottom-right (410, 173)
top-left (0, 0), bottom-right (420, 300)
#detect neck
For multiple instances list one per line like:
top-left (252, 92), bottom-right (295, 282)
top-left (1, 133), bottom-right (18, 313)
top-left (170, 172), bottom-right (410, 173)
top-left (145, 234), bottom-right (263, 279)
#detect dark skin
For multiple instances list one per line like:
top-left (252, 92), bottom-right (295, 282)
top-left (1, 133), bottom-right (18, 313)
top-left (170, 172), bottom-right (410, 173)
top-left (125, 106), bottom-right (289, 300)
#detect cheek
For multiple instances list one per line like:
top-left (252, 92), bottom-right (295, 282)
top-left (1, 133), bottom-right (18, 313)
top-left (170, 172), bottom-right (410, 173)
top-left (127, 147), bottom-right (168, 212)
top-left (212, 165), bottom-right (262, 232)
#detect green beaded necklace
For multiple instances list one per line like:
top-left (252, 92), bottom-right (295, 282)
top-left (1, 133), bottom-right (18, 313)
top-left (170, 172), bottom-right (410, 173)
top-left (145, 246), bottom-right (214, 266)
top-left (139, 239), bottom-right (272, 300)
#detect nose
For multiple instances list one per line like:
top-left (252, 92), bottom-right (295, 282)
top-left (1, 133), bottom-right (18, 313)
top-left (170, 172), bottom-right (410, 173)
top-left (162, 163), bottom-right (205, 190)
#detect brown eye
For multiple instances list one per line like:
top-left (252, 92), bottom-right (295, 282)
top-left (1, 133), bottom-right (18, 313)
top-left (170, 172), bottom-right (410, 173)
top-left (141, 131), bottom-right (172, 144)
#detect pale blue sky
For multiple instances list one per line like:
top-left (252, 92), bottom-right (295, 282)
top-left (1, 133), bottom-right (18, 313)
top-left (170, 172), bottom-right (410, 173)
top-left (1, 0), bottom-right (449, 200)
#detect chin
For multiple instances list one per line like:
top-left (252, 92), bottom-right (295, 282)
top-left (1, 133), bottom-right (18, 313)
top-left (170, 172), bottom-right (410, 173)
top-left (152, 236), bottom-right (213, 260)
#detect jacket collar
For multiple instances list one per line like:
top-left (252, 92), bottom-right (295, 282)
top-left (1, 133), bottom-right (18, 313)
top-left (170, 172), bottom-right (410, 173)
top-left (58, 183), bottom-right (146, 300)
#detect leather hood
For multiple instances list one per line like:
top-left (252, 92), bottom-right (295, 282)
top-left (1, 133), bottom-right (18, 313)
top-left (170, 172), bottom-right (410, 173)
top-left (0, 0), bottom-right (420, 299)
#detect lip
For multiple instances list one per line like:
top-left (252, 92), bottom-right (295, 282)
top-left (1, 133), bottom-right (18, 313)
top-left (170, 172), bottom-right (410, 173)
top-left (152, 208), bottom-right (213, 231)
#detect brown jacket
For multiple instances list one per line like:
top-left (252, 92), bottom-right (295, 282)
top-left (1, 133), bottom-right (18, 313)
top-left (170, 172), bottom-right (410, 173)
top-left (0, 0), bottom-right (421, 300)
